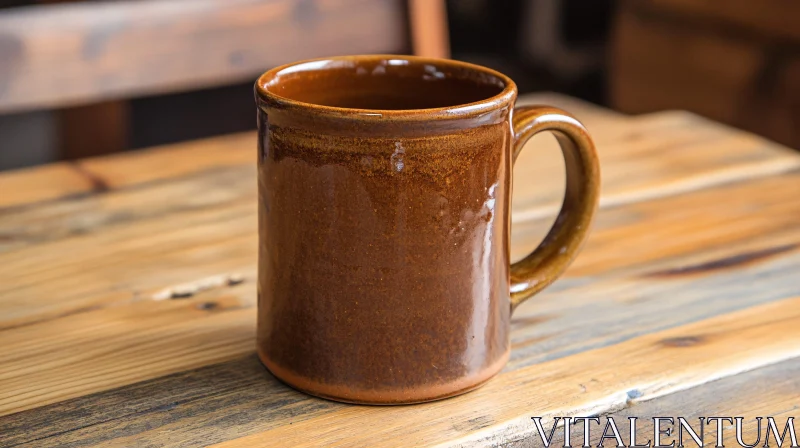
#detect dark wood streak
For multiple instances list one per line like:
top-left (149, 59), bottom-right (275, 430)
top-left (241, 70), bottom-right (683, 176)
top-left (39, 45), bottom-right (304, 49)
top-left (0, 165), bottom-right (251, 216)
top-left (660, 335), bottom-right (704, 347)
top-left (0, 164), bottom-right (254, 220)
top-left (510, 314), bottom-right (557, 331)
top-left (1, 293), bottom-right (246, 333)
top-left (0, 356), bottom-right (343, 448)
top-left (191, 297), bottom-right (249, 313)
top-left (645, 243), bottom-right (799, 277)
top-left (0, 155), bottom-right (253, 215)
top-left (0, 165), bottom-right (256, 253)
top-left (196, 301), bottom-right (220, 311)
top-left (70, 162), bottom-right (110, 193)
top-left (0, 304), bottom-right (102, 332)
top-left (452, 415), bottom-right (495, 433)
top-left (658, 314), bottom-right (800, 351)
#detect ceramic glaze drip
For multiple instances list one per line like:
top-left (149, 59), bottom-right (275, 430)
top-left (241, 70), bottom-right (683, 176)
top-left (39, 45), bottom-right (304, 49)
top-left (391, 142), bottom-right (405, 173)
top-left (257, 117), bottom-right (511, 402)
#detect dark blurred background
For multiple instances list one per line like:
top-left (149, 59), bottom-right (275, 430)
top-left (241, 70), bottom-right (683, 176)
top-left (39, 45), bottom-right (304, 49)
top-left (0, 0), bottom-right (798, 170)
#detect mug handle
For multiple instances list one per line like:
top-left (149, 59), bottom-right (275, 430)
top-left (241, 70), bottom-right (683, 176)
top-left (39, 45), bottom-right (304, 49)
top-left (509, 106), bottom-right (601, 312)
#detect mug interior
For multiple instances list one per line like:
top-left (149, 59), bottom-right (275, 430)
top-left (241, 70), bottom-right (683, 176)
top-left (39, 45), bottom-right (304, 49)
top-left (260, 57), bottom-right (508, 111)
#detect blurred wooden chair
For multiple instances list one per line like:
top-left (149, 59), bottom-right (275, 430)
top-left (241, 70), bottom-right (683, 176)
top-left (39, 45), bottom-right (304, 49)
top-left (0, 0), bottom-right (449, 165)
top-left (610, 0), bottom-right (800, 150)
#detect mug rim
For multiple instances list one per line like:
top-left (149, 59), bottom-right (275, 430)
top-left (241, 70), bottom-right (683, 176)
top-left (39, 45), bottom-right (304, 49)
top-left (254, 54), bottom-right (518, 123)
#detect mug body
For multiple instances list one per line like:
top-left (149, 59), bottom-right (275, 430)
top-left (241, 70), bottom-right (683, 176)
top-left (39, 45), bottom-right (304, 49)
top-left (255, 56), bottom-right (518, 404)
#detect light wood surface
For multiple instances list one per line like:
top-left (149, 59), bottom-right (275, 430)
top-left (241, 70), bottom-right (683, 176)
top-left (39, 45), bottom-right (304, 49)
top-left (530, 356), bottom-right (800, 448)
top-left (0, 0), bottom-right (407, 112)
top-left (0, 93), bottom-right (799, 446)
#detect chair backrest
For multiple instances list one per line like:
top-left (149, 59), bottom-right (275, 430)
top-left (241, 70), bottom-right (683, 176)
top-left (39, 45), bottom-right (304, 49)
top-left (0, 0), bottom-right (450, 114)
top-left (0, 0), bottom-right (449, 166)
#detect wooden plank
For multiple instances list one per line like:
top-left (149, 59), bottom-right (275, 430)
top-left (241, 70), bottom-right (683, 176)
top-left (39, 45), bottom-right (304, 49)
top-left (2, 295), bottom-right (798, 446)
top-left (0, 93), bottom-right (618, 210)
top-left (1, 103), bottom-right (798, 416)
top-left (517, 92), bottom-right (627, 124)
top-left (0, 355), bottom-right (340, 447)
top-left (511, 168), bottom-right (800, 276)
top-left (530, 357), bottom-right (800, 448)
top-left (2, 112), bottom-right (797, 254)
top-left (0, 162), bottom-right (94, 209)
top-left (0, 0), bottom-right (407, 113)
top-left (211, 297), bottom-right (800, 447)
top-left (77, 132), bottom-right (255, 190)
top-left (1, 169), bottom-right (799, 416)
top-left (0, 132), bottom-right (255, 209)
top-left (17, 95), bottom-right (794, 223)
top-left (512, 110), bottom-right (800, 222)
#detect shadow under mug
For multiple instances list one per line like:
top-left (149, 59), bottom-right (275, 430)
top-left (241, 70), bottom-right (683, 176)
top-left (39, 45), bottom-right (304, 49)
top-left (254, 55), bottom-right (600, 405)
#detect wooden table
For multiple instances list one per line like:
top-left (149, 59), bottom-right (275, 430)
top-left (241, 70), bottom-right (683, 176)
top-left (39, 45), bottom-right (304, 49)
top-left (1, 93), bottom-right (799, 447)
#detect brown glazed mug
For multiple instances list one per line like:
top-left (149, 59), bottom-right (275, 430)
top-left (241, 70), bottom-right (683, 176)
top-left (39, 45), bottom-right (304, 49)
top-left (254, 55), bottom-right (599, 405)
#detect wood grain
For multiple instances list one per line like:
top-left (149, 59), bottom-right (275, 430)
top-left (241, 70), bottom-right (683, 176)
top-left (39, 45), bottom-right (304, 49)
top-left (516, 92), bottom-right (627, 123)
top-left (1, 169), bottom-right (798, 417)
top-left (0, 0), bottom-right (407, 113)
top-left (513, 356), bottom-right (800, 447)
top-left (7, 94), bottom-right (795, 216)
top-left (1, 99), bottom-right (799, 446)
top-left (0, 109), bottom-right (798, 413)
top-left (212, 297), bottom-right (800, 448)
top-left (512, 169), bottom-right (800, 276)
top-left (0, 93), bottom-right (612, 210)
top-left (3, 296), bottom-right (798, 446)
top-left (0, 162), bottom-right (93, 209)
top-left (512, 110), bottom-right (800, 222)
top-left (0, 132), bottom-right (255, 209)
top-left (2, 111), bottom-right (797, 253)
